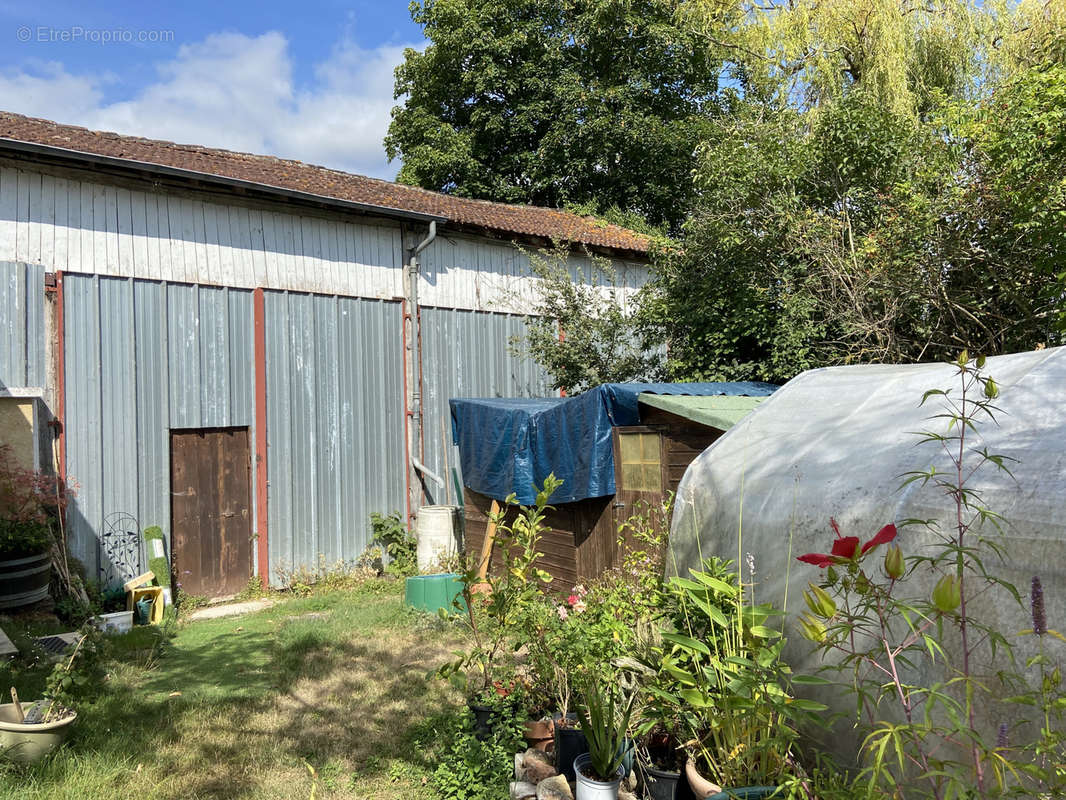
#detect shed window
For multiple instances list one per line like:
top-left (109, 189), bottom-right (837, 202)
top-left (618, 432), bottom-right (662, 493)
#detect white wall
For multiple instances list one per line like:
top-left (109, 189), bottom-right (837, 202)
top-left (0, 162), bottom-right (650, 312)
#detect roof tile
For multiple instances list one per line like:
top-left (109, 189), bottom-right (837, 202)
top-left (0, 111), bottom-right (650, 256)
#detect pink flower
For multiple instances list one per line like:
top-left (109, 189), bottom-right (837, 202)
top-left (556, 605), bottom-right (569, 621)
top-left (567, 594), bottom-right (579, 606)
top-left (571, 600), bottom-right (586, 614)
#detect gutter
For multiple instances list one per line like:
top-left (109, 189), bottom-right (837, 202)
top-left (0, 137), bottom-right (448, 226)
top-left (405, 221), bottom-right (438, 514)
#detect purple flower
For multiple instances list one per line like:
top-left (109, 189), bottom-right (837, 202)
top-left (997, 722), bottom-right (1008, 749)
top-left (1031, 576), bottom-right (1047, 636)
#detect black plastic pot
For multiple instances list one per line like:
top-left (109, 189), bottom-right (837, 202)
top-left (552, 713), bottom-right (588, 782)
top-left (468, 701), bottom-right (495, 741)
top-left (643, 765), bottom-right (682, 800)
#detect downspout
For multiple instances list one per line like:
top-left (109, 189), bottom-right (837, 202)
top-left (405, 221), bottom-right (437, 523)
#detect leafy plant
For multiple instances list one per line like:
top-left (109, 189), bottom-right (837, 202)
top-left (431, 701), bottom-right (525, 800)
top-left (646, 556), bottom-right (821, 789)
top-left (370, 511), bottom-right (418, 578)
top-left (576, 675), bottom-right (635, 782)
top-left (0, 444), bottom-right (65, 559)
top-left (795, 354), bottom-right (1064, 798)
top-left (439, 476), bottom-right (559, 698)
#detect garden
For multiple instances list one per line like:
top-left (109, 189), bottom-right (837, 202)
top-left (3, 354), bottom-right (1066, 800)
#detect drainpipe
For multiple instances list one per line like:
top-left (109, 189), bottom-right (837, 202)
top-left (405, 221), bottom-right (437, 525)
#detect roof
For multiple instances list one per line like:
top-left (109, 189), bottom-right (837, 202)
top-left (638, 393), bottom-right (767, 430)
top-left (0, 111), bottom-right (651, 256)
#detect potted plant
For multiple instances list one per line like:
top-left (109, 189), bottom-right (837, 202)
top-left (0, 626), bottom-right (99, 763)
top-left (438, 477), bottom-right (560, 739)
top-left (0, 445), bottom-right (65, 609)
top-left (574, 676), bottom-right (635, 800)
top-left (648, 558), bottom-right (824, 799)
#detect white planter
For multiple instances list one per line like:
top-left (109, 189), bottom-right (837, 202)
top-left (574, 752), bottom-right (624, 800)
top-left (93, 610), bottom-right (133, 635)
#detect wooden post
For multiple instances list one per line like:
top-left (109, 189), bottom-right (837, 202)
top-left (475, 499), bottom-right (501, 584)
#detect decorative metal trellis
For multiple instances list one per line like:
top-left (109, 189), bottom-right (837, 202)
top-left (99, 512), bottom-right (142, 588)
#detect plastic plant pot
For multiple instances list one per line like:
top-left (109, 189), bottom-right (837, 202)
top-left (0, 703), bottom-right (76, 763)
top-left (574, 752), bottom-right (625, 800)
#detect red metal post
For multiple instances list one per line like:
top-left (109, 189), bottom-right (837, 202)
top-left (253, 288), bottom-right (270, 589)
top-left (53, 271), bottom-right (66, 482)
top-left (401, 298), bottom-right (413, 528)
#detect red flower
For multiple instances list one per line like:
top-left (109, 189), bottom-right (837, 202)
top-left (798, 519), bottom-right (897, 568)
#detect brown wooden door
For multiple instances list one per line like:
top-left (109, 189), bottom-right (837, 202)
top-left (612, 426), bottom-right (670, 550)
top-left (170, 427), bottom-right (252, 598)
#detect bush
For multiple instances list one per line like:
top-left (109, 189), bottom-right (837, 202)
top-left (432, 698), bottom-right (524, 800)
top-left (0, 445), bottom-right (64, 559)
top-left (370, 511), bottom-right (418, 577)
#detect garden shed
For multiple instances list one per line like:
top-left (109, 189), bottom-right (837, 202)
top-left (668, 347), bottom-right (1066, 749)
top-left (451, 382), bottom-right (775, 592)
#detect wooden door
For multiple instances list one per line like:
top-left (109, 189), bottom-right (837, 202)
top-left (170, 427), bottom-right (252, 598)
top-left (611, 426), bottom-right (670, 547)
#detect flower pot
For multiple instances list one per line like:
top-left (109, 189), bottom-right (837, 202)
top-left (683, 758), bottom-right (722, 799)
top-left (468, 700), bottom-right (495, 741)
top-left (553, 712), bottom-right (588, 781)
top-left (0, 702), bottom-right (76, 763)
top-left (0, 550), bottom-right (51, 609)
top-left (642, 764), bottom-right (682, 800)
top-left (523, 717), bottom-right (555, 752)
top-left (574, 752), bottom-right (625, 800)
top-left (681, 758), bottom-right (779, 800)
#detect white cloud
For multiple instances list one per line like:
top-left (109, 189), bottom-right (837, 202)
top-left (0, 31), bottom-right (415, 180)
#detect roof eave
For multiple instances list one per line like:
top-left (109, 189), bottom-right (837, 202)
top-left (0, 137), bottom-right (448, 226)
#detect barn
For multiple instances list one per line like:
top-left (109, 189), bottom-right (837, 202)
top-left (0, 111), bottom-right (650, 597)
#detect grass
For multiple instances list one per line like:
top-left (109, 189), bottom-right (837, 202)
top-left (0, 579), bottom-right (465, 800)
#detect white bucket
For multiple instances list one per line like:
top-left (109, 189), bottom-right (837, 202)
top-left (416, 505), bottom-right (459, 572)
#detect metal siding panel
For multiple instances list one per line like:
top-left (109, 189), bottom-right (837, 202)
top-left (0, 261), bottom-right (44, 389)
top-left (167, 284), bottom-right (201, 428)
top-left (419, 307), bottom-right (552, 501)
top-left (198, 286), bottom-right (229, 427)
top-left (265, 292), bottom-right (405, 578)
top-left (97, 278), bottom-right (139, 578)
top-left (62, 274), bottom-right (103, 574)
top-left (133, 279), bottom-right (170, 549)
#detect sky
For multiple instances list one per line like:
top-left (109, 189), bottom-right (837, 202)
top-left (0, 1), bottom-right (425, 180)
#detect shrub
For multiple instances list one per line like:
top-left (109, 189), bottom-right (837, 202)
top-left (0, 444), bottom-right (64, 559)
top-left (370, 511), bottom-right (418, 577)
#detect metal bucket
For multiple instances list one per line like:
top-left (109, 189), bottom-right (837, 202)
top-left (0, 551), bottom-right (51, 609)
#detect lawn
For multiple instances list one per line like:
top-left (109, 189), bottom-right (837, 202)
top-left (1, 580), bottom-right (464, 800)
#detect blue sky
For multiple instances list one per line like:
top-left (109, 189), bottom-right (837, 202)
top-left (0, 1), bottom-right (426, 179)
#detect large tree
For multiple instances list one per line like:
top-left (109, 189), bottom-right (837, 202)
top-left (644, 1), bottom-right (1066, 382)
top-left (385, 0), bottom-right (723, 230)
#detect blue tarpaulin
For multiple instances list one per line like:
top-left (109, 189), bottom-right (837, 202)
top-left (450, 382), bottom-right (777, 504)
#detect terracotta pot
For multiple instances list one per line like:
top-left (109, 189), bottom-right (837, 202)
top-left (523, 717), bottom-right (555, 751)
top-left (683, 757), bottom-right (722, 799)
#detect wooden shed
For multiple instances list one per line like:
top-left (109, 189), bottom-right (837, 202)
top-left (452, 385), bottom-right (773, 593)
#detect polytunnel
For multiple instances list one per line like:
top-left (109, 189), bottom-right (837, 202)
top-left (668, 346), bottom-right (1066, 759)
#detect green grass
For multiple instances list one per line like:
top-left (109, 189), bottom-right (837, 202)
top-left (1, 580), bottom-right (465, 800)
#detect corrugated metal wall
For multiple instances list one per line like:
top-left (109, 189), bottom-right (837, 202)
top-left (63, 275), bottom-right (255, 580)
top-left (419, 306), bottom-right (553, 505)
top-left (264, 291), bottom-right (406, 580)
top-left (0, 261), bottom-right (45, 389)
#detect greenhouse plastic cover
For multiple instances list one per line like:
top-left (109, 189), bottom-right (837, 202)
top-left (668, 347), bottom-right (1066, 754)
top-left (450, 382), bottom-right (776, 504)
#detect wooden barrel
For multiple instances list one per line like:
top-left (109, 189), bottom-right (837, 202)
top-left (0, 551), bottom-right (51, 608)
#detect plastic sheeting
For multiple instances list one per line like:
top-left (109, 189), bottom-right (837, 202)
top-left (451, 382), bottom-right (776, 504)
top-left (669, 347), bottom-right (1066, 754)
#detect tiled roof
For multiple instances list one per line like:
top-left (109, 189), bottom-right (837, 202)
top-left (0, 111), bottom-right (650, 256)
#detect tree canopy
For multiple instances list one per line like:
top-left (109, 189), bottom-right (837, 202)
top-left (386, 0), bottom-right (722, 230)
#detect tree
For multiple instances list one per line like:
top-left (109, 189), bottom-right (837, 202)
top-left (385, 0), bottom-right (722, 230)
top-left (515, 246), bottom-right (664, 393)
top-left (647, 2), bottom-right (1066, 382)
